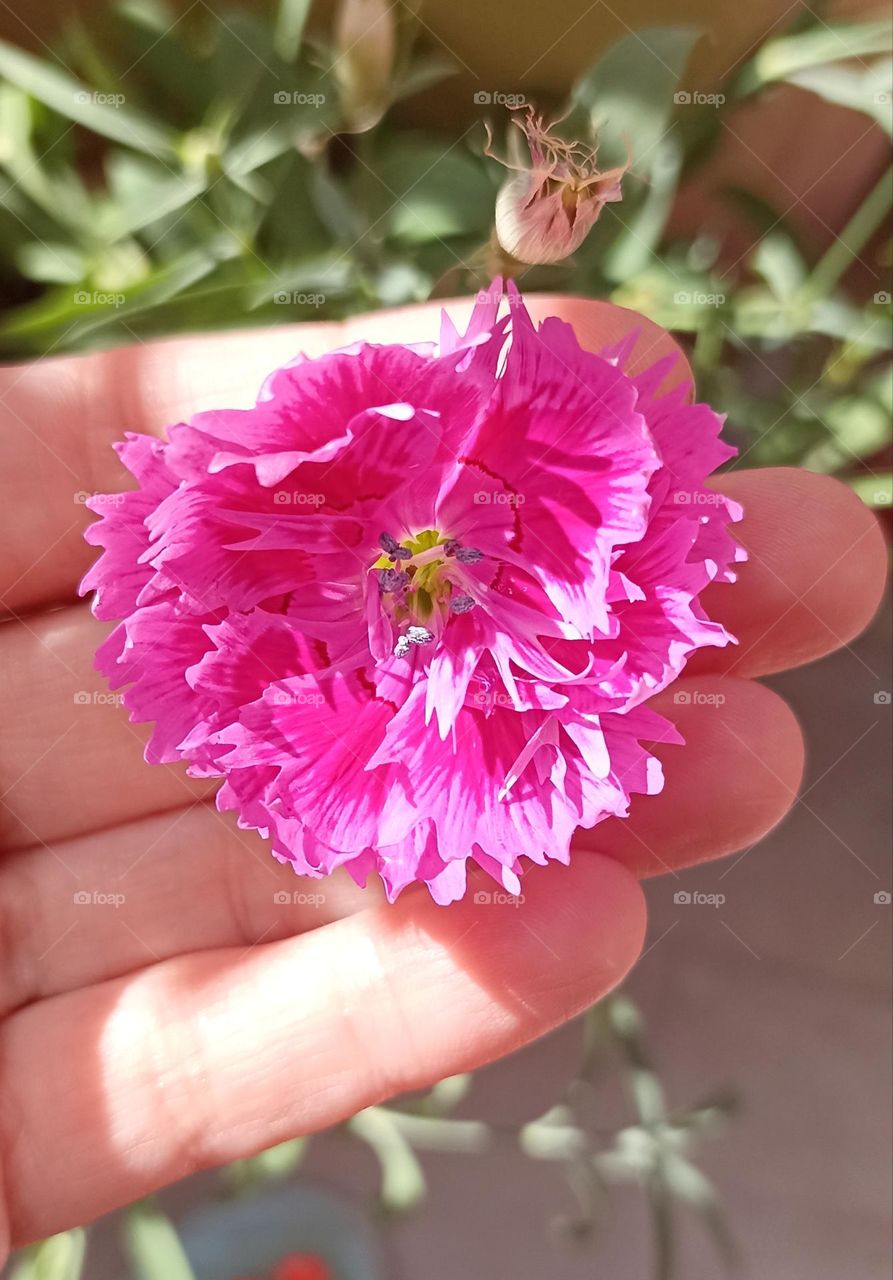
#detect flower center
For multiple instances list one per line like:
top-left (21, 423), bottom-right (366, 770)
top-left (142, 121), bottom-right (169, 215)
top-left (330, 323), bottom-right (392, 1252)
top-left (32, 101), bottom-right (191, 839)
top-left (374, 529), bottom-right (482, 658)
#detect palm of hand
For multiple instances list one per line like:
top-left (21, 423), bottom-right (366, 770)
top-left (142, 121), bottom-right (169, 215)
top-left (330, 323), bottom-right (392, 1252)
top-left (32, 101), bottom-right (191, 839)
top-left (0, 298), bottom-right (885, 1260)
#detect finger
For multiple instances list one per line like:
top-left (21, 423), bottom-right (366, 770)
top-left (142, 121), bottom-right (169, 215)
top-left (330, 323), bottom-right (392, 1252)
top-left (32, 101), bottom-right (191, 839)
top-left (0, 853), bottom-right (645, 1245)
top-left (0, 803), bottom-right (380, 1016)
top-left (0, 464), bottom-right (878, 848)
top-left (0, 297), bottom-right (685, 618)
top-left (584, 675), bottom-right (805, 877)
top-left (0, 322), bottom-right (349, 619)
top-left (0, 603), bottom-right (214, 852)
top-left (1, 676), bottom-right (798, 1008)
top-left (689, 468), bottom-right (887, 678)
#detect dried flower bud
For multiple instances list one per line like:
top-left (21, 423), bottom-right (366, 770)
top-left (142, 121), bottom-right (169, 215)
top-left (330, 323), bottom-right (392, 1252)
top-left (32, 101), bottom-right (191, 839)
top-left (486, 106), bottom-right (628, 266)
top-left (333, 0), bottom-right (397, 134)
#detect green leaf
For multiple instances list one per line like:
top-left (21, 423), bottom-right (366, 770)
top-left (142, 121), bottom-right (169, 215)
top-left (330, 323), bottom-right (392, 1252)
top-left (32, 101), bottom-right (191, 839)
top-left (721, 186), bottom-right (799, 242)
top-left (254, 151), bottom-right (331, 260)
top-left (393, 52), bottom-right (458, 102)
top-left (412, 1072), bottom-right (473, 1115)
top-left (224, 1136), bottom-right (308, 1188)
top-left (110, 2), bottom-right (216, 120)
top-left (571, 26), bottom-right (703, 171)
top-left (10, 1231), bottom-right (87, 1280)
top-left (224, 118), bottom-right (319, 180)
top-left (16, 241), bottom-right (86, 283)
top-left (610, 262), bottom-right (727, 333)
top-left (348, 1107), bottom-right (427, 1213)
top-left (603, 132), bottom-right (683, 282)
top-left (103, 153), bottom-right (206, 237)
top-left (738, 21), bottom-right (893, 96)
top-left (311, 164), bottom-right (374, 254)
top-left (0, 38), bottom-right (180, 158)
top-left (802, 394), bottom-right (892, 470)
top-left (661, 1154), bottom-right (738, 1269)
top-left (116, 0), bottom-right (180, 35)
top-left (0, 247), bottom-right (220, 350)
top-left (274, 0), bottom-right (313, 62)
top-left (811, 298), bottom-right (893, 349)
top-left (751, 232), bottom-right (808, 302)
top-left (374, 138), bottom-right (493, 244)
top-left (788, 62), bottom-right (893, 132)
top-left (123, 1202), bottom-right (196, 1280)
top-left (848, 472), bottom-right (893, 507)
top-left (0, 84), bottom-right (95, 233)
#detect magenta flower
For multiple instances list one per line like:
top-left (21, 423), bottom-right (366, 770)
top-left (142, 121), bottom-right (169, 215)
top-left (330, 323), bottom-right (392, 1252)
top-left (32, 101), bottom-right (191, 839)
top-left (81, 285), bottom-right (743, 904)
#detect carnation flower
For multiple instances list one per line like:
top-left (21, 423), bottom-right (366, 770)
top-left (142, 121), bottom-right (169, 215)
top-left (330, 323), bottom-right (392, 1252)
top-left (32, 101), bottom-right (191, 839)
top-left (81, 284), bottom-right (743, 904)
top-left (487, 106), bottom-right (628, 265)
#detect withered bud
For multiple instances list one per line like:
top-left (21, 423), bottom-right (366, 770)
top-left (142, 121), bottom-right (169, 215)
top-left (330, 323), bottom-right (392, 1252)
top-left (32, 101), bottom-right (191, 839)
top-left (486, 105), bottom-right (628, 266)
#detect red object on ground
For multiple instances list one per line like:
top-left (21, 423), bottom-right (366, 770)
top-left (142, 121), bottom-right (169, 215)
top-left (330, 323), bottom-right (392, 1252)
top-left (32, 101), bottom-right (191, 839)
top-left (274, 1253), bottom-right (332, 1280)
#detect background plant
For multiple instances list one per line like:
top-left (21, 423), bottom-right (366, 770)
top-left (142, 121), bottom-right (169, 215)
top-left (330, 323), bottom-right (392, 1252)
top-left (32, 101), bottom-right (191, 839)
top-left (0, 1), bottom-right (889, 502)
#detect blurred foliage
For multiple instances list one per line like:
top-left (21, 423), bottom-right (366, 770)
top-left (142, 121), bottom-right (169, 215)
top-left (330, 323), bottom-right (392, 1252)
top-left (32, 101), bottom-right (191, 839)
top-left (0, 2), bottom-right (889, 501)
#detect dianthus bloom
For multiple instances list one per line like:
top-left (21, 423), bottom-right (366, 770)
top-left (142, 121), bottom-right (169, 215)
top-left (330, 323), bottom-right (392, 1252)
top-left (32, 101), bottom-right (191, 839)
top-left (81, 285), bottom-right (743, 903)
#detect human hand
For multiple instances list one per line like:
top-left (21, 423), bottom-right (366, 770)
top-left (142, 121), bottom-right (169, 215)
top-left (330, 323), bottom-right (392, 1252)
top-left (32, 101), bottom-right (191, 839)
top-left (0, 297), bottom-right (885, 1259)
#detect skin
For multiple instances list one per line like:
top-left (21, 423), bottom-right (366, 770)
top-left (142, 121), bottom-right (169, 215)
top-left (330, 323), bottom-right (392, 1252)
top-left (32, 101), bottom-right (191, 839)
top-left (0, 297), bottom-right (887, 1261)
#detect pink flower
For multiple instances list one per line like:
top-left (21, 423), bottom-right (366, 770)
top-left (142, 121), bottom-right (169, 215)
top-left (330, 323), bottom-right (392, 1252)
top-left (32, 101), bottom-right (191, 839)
top-left (81, 285), bottom-right (743, 904)
top-left (487, 106), bottom-right (628, 264)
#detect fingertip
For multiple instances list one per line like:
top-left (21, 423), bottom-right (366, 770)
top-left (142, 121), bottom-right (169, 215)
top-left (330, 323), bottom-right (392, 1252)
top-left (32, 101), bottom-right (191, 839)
top-left (520, 294), bottom-right (691, 386)
top-left (397, 852), bottom-right (647, 1005)
top-left (521, 853), bottom-right (648, 996)
top-left (699, 467), bottom-right (889, 677)
top-left (591, 676), bottom-right (805, 877)
top-left (662, 675), bottom-right (806, 849)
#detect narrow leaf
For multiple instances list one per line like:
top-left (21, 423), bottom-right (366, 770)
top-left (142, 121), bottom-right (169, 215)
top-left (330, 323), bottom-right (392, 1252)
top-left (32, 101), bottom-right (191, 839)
top-left (0, 38), bottom-right (180, 158)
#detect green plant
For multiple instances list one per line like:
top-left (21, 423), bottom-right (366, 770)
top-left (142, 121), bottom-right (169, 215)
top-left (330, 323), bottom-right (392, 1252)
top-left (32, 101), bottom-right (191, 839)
top-left (0, 4), bottom-right (889, 509)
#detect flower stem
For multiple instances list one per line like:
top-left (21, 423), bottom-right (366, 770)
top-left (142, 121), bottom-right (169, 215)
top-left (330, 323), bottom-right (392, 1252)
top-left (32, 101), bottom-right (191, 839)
top-left (800, 165), bottom-right (893, 303)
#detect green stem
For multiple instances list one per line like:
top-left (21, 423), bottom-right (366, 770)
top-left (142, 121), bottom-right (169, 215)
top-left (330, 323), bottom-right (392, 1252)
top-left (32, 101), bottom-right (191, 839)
top-left (649, 1172), bottom-right (675, 1280)
top-left (800, 165), bottom-right (893, 302)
